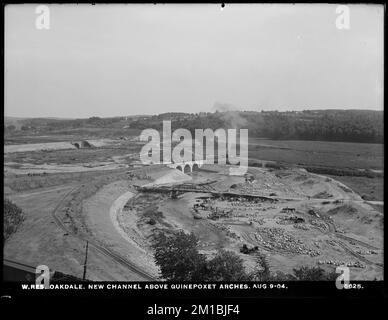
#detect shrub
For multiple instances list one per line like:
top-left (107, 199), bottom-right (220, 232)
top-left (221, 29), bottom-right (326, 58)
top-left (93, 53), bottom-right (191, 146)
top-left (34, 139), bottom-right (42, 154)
top-left (292, 266), bottom-right (337, 281)
top-left (4, 199), bottom-right (25, 243)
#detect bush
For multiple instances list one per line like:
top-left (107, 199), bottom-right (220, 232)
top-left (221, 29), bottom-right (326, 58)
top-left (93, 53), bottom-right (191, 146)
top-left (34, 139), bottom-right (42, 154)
top-left (250, 253), bottom-right (271, 281)
top-left (148, 218), bottom-right (156, 225)
top-left (292, 266), bottom-right (337, 281)
top-left (4, 199), bottom-right (24, 243)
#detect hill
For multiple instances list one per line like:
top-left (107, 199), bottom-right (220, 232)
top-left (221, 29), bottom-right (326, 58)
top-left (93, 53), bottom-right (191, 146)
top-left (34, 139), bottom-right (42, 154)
top-left (4, 109), bottom-right (383, 144)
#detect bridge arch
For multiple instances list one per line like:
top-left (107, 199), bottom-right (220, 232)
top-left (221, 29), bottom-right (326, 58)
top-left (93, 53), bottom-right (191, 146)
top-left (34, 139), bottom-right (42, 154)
top-left (183, 164), bottom-right (191, 173)
top-left (167, 160), bottom-right (204, 173)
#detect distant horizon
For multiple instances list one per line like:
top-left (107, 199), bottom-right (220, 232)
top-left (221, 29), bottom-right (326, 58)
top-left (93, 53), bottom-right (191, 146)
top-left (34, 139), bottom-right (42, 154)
top-left (4, 107), bottom-right (384, 120)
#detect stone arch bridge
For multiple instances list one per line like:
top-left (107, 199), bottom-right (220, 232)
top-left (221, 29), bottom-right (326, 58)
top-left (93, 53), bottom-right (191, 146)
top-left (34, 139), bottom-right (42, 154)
top-left (166, 160), bottom-right (205, 173)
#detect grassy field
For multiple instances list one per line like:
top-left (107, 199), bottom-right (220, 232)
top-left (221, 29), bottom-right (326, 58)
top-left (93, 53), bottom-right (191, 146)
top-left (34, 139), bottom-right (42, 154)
top-left (247, 139), bottom-right (384, 201)
top-left (248, 138), bottom-right (383, 170)
top-left (6, 133), bottom-right (383, 170)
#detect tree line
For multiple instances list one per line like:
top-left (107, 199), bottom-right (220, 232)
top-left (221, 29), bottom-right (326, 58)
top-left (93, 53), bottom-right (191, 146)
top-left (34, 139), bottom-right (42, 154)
top-left (129, 110), bottom-right (383, 144)
top-left (7, 109), bottom-right (382, 144)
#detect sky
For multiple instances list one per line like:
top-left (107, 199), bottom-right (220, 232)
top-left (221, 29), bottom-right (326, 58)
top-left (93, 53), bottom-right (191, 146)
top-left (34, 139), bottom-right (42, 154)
top-left (4, 4), bottom-right (384, 118)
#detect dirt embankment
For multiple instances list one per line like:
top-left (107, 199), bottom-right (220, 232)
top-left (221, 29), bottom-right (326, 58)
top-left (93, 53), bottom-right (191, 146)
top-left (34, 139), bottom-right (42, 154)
top-left (82, 181), bottom-right (159, 279)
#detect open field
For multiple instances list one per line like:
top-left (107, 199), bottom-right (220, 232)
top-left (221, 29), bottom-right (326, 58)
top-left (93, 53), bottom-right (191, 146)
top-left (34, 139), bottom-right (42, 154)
top-left (248, 138), bottom-right (384, 170)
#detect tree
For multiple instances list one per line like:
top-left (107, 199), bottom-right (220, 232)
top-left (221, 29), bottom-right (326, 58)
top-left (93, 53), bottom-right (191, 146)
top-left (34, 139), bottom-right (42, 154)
top-left (205, 250), bottom-right (251, 281)
top-left (152, 232), bottom-right (252, 281)
top-left (152, 231), bottom-right (207, 281)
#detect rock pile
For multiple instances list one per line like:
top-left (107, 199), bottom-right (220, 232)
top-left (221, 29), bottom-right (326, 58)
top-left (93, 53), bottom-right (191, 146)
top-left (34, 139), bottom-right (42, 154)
top-left (355, 249), bottom-right (378, 255)
top-left (254, 227), bottom-right (320, 257)
top-left (310, 219), bottom-right (328, 231)
top-left (318, 260), bottom-right (365, 268)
